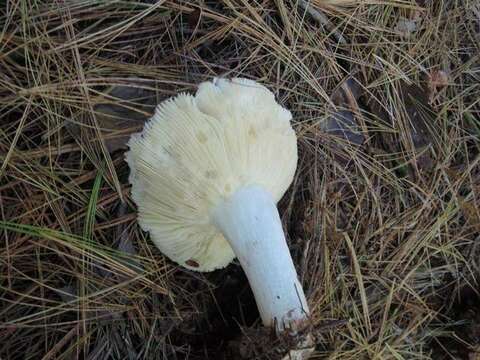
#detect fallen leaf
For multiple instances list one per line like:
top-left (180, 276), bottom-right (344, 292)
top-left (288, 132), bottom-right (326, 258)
top-left (394, 17), bottom-right (419, 37)
top-left (321, 74), bottom-right (366, 165)
top-left (319, 110), bottom-right (366, 166)
top-left (67, 82), bottom-right (157, 152)
top-left (368, 81), bottom-right (436, 173)
top-left (427, 70), bottom-right (449, 103)
top-left (320, 110), bottom-right (365, 146)
top-left (394, 8), bottom-right (423, 38)
top-left (398, 83), bottom-right (436, 150)
top-left (331, 76), bottom-right (363, 107)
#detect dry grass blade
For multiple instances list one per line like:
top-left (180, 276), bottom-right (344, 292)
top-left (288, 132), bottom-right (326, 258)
top-left (343, 232), bottom-right (372, 336)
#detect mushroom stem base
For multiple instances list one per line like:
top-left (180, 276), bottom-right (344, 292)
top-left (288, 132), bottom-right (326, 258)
top-left (212, 185), bottom-right (309, 331)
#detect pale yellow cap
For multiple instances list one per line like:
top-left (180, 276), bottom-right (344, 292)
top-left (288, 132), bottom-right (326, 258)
top-left (126, 78), bottom-right (297, 271)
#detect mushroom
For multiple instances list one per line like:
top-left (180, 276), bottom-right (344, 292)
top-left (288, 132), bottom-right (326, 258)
top-left (126, 78), bottom-right (310, 335)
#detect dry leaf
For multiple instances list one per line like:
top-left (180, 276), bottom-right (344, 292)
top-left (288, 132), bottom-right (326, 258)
top-left (395, 9), bottom-right (422, 38)
top-left (394, 17), bottom-right (419, 37)
top-left (67, 83), bottom-right (157, 153)
top-left (320, 110), bottom-right (365, 146)
top-left (427, 70), bottom-right (449, 103)
top-left (331, 76), bottom-right (363, 107)
top-left (369, 81), bottom-right (436, 173)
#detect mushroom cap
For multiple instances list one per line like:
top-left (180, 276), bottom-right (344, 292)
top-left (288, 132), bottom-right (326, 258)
top-left (126, 78), bottom-right (297, 271)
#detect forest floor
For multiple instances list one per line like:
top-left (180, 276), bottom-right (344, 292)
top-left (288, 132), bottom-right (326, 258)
top-left (1, 1), bottom-right (480, 359)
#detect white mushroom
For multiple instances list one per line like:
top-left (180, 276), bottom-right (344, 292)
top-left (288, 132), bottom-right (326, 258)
top-left (126, 78), bottom-right (309, 333)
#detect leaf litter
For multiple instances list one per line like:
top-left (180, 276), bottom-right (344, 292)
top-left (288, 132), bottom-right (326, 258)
top-left (1, 1), bottom-right (480, 359)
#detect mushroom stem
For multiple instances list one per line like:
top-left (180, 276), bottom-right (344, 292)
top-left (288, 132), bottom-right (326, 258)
top-left (213, 185), bottom-right (309, 332)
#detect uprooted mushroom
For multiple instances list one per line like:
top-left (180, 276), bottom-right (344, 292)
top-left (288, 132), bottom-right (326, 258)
top-left (126, 78), bottom-right (312, 356)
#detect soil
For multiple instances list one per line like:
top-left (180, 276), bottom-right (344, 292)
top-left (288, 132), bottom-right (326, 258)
top-left (433, 285), bottom-right (480, 360)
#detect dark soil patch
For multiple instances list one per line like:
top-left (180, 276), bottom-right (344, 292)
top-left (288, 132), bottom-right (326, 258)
top-left (433, 285), bottom-right (480, 360)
